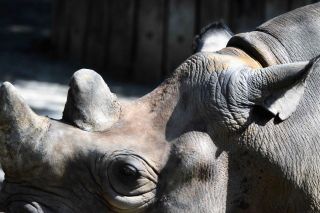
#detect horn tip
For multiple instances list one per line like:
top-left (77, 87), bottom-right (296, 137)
top-left (1, 81), bottom-right (13, 87)
top-left (0, 82), bottom-right (19, 104)
top-left (70, 69), bottom-right (108, 91)
top-left (72, 69), bottom-right (102, 82)
top-left (74, 68), bottom-right (97, 75)
top-left (1, 81), bottom-right (15, 93)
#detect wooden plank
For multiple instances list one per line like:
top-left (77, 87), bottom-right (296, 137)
top-left (68, 0), bottom-right (90, 62)
top-left (84, 0), bottom-right (109, 71)
top-left (265, 0), bottom-right (288, 20)
top-left (133, 0), bottom-right (165, 84)
top-left (229, 0), bottom-right (266, 32)
top-left (106, 0), bottom-right (136, 80)
top-left (165, 0), bottom-right (196, 76)
top-left (199, 0), bottom-right (230, 29)
top-left (52, 0), bottom-right (69, 57)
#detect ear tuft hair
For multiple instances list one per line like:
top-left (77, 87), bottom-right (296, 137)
top-left (193, 21), bottom-right (233, 53)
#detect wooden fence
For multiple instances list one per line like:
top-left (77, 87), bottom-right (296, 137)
top-left (52, 0), bottom-right (318, 84)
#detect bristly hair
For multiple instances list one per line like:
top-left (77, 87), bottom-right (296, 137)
top-left (193, 21), bottom-right (233, 53)
top-left (199, 21), bottom-right (233, 38)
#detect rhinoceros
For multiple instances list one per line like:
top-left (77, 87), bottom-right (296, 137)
top-left (1, 3), bottom-right (320, 212)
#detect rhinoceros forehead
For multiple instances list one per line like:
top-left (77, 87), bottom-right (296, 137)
top-left (40, 116), bottom-right (169, 169)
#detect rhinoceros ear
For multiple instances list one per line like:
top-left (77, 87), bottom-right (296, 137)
top-left (248, 58), bottom-right (317, 120)
top-left (193, 22), bottom-right (233, 53)
top-left (63, 69), bottom-right (121, 131)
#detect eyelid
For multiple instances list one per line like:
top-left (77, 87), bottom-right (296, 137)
top-left (99, 152), bottom-right (158, 210)
top-left (106, 154), bottom-right (157, 192)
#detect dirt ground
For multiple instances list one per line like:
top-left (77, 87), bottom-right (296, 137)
top-left (0, 0), bottom-right (153, 119)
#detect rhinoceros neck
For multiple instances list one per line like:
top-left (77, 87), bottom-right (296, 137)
top-left (238, 63), bottom-right (320, 210)
top-left (228, 2), bottom-right (320, 67)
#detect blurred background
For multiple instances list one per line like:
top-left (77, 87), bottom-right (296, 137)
top-left (0, 0), bottom-right (318, 119)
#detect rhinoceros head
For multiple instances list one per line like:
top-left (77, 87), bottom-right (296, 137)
top-left (0, 22), bottom-right (316, 212)
top-left (0, 66), bottom-right (231, 212)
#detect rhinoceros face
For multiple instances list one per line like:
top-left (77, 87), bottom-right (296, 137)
top-left (0, 48), bottom-right (313, 212)
top-left (0, 68), bottom-right (230, 212)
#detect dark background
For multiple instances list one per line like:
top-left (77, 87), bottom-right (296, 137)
top-left (0, 0), bottom-right (317, 85)
top-left (52, 0), bottom-right (318, 84)
top-left (0, 0), bottom-right (317, 118)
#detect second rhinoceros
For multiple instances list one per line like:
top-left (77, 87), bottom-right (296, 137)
top-left (1, 2), bottom-right (320, 213)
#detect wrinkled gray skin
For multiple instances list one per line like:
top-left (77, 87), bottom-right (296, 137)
top-left (1, 3), bottom-right (320, 212)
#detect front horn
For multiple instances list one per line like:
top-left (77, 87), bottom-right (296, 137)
top-left (0, 82), bottom-right (49, 173)
top-left (63, 69), bottom-right (121, 131)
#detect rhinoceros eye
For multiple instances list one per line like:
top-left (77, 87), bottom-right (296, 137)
top-left (119, 164), bottom-right (139, 179)
top-left (101, 153), bottom-right (158, 210)
top-left (116, 163), bottom-right (140, 185)
top-left (104, 154), bottom-right (158, 199)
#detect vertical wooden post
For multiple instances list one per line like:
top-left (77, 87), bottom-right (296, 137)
top-left (199, 0), bottom-right (230, 29)
top-left (52, 0), bottom-right (70, 57)
top-left (106, 0), bottom-right (136, 80)
top-left (68, 0), bottom-right (90, 62)
top-left (85, 0), bottom-right (109, 71)
top-left (229, 0), bottom-right (266, 32)
top-left (165, 0), bottom-right (196, 76)
top-left (133, 0), bottom-right (165, 84)
top-left (265, 0), bottom-right (289, 20)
